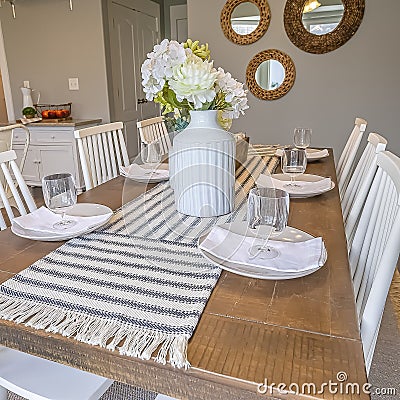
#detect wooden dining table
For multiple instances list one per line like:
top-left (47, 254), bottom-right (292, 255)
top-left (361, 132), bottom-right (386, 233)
top-left (0, 149), bottom-right (369, 400)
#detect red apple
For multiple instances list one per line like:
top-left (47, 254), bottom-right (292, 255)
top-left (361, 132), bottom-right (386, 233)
top-left (41, 110), bottom-right (49, 119)
top-left (48, 110), bottom-right (56, 119)
top-left (61, 109), bottom-right (70, 117)
top-left (55, 110), bottom-right (64, 118)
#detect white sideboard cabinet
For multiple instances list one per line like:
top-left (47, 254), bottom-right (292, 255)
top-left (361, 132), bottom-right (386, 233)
top-left (13, 119), bottom-right (101, 192)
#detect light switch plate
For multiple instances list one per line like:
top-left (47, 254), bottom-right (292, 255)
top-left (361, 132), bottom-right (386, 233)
top-left (68, 78), bottom-right (79, 90)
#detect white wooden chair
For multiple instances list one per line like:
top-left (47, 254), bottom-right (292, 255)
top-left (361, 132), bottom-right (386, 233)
top-left (0, 346), bottom-right (113, 400)
top-left (74, 122), bottom-right (129, 190)
top-left (0, 124), bottom-right (31, 207)
top-left (0, 150), bottom-right (36, 230)
top-left (137, 116), bottom-right (172, 156)
top-left (0, 345), bottom-right (175, 400)
top-left (348, 151), bottom-right (400, 375)
top-left (336, 117), bottom-right (367, 198)
top-left (343, 132), bottom-right (387, 246)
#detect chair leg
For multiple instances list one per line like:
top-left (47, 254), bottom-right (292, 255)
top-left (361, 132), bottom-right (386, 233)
top-left (0, 386), bottom-right (8, 400)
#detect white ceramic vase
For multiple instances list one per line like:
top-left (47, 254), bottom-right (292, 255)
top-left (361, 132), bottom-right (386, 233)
top-left (169, 110), bottom-right (236, 217)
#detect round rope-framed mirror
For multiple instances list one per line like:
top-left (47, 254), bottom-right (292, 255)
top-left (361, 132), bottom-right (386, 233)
top-left (220, 0), bottom-right (271, 45)
top-left (284, 0), bottom-right (365, 54)
top-left (246, 49), bottom-right (296, 101)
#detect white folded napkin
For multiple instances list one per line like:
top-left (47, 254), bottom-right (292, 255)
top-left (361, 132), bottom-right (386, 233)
top-left (275, 148), bottom-right (329, 159)
top-left (199, 226), bottom-right (326, 273)
top-left (120, 163), bottom-right (169, 179)
top-left (12, 206), bottom-right (112, 235)
top-left (306, 148), bottom-right (329, 158)
top-left (256, 174), bottom-right (332, 195)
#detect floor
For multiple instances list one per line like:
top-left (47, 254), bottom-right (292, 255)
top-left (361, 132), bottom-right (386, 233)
top-left (369, 298), bottom-right (400, 399)
top-left (6, 188), bottom-right (400, 399)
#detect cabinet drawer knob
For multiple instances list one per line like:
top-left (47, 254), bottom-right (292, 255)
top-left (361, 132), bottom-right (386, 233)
top-left (51, 135), bottom-right (55, 139)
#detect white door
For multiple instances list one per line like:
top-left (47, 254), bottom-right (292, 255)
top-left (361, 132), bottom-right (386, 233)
top-left (109, 0), bottom-right (160, 160)
top-left (170, 4), bottom-right (188, 43)
top-left (136, 11), bottom-right (161, 120)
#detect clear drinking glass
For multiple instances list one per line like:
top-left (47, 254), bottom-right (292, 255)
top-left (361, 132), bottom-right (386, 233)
top-left (293, 127), bottom-right (312, 149)
top-left (247, 187), bottom-right (289, 259)
top-left (140, 140), bottom-right (162, 168)
top-left (42, 173), bottom-right (77, 230)
top-left (281, 148), bottom-right (307, 187)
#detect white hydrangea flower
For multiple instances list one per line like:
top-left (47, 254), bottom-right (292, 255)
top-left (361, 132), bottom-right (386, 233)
top-left (216, 67), bottom-right (249, 119)
top-left (169, 57), bottom-right (218, 109)
top-left (141, 39), bottom-right (187, 100)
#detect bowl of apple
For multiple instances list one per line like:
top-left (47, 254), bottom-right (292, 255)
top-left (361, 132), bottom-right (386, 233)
top-left (35, 103), bottom-right (72, 120)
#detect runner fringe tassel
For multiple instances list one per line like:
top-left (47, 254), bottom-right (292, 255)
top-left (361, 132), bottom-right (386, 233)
top-left (0, 297), bottom-right (190, 369)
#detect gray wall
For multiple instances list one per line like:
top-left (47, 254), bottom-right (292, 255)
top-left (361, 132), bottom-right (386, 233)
top-left (188, 0), bottom-right (400, 158)
top-left (0, 0), bottom-right (110, 122)
top-left (2, 0), bottom-right (398, 160)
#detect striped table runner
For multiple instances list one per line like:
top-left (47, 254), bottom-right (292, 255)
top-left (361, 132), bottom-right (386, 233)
top-left (0, 150), bottom-right (278, 368)
top-left (110, 150), bottom-right (278, 243)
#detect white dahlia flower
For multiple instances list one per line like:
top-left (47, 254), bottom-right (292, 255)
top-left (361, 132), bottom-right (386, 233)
top-left (169, 57), bottom-right (218, 109)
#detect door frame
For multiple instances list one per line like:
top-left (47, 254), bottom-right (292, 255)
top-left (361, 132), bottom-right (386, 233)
top-left (170, 4), bottom-right (188, 42)
top-left (0, 20), bottom-right (14, 122)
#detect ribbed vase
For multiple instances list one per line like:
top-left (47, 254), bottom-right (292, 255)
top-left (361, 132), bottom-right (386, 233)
top-left (169, 110), bottom-right (236, 217)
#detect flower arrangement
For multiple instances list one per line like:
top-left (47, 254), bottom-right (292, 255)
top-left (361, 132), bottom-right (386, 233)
top-left (141, 39), bottom-right (249, 123)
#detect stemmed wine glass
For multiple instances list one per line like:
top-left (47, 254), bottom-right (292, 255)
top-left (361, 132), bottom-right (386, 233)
top-left (281, 148), bottom-right (307, 188)
top-left (247, 187), bottom-right (289, 259)
top-left (42, 173), bottom-right (77, 230)
top-left (293, 127), bottom-right (312, 149)
top-left (140, 140), bottom-right (162, 172)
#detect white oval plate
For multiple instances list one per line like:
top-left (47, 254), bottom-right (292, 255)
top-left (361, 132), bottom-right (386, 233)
top-left (306, 148), bottom-right (329, 161)
top-left (11, 203), bottom-right (113, 242)
top-left (198, 221), bottom-right (326, 280)
top-left (270, 173), bottom-right (335, 198)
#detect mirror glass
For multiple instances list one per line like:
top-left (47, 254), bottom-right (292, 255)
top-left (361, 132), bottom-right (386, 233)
top-left (231, 2), bottom-right (260, 35)
top-left (255, 60), bottom-right (285, 90)
top-left (246, 49), bottom-right (295, 100)
top-left (301, 0), bottom-right (344, 35)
